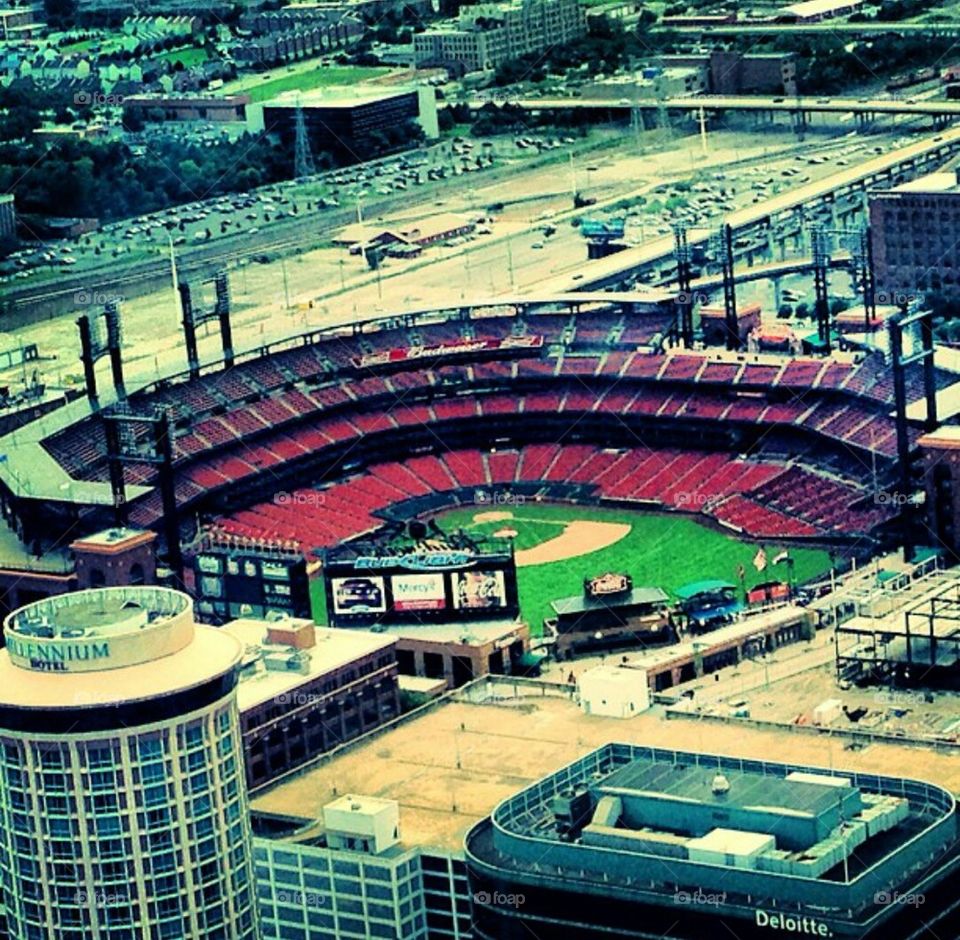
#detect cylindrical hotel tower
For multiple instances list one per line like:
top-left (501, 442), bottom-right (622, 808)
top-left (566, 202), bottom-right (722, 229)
top-left (0, 586), bottom-right (260, 940)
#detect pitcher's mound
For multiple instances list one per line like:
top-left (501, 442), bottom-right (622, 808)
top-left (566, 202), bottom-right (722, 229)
top-left (516, 520), bottom-right (630, 567)
top-left (474, 511), bottom-right (514, 523)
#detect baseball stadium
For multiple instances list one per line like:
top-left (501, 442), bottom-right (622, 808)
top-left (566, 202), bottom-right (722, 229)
top-left (0, 285), bottom-right (950, 673)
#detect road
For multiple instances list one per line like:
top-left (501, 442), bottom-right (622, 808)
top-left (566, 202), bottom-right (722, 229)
top-left (653, 20), bottom-right (960, 37)
top-left (4, 127), bottom-right (908, 400)
top-left (465, 94), bottom-right (960, 118)
top-left (533, 123), bottom-right (960, 294)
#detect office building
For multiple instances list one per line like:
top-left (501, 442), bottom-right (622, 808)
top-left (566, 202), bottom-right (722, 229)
top-left (0, 586), bottom-right (260, 940)
top-left (249, 674), bottom-right (960, 940)
top-left (663, 51), bottom-right (796, 96)
top-left (869, 168), bottom-right (960, 302)
top-left (248, 86), bottom-right (438, 163)
top-left (466, 743), bottom-right (959, 939)
top-left (0, 193), bottom-right (16, 243)
top-left (413, 0), bottom-right (586, 74)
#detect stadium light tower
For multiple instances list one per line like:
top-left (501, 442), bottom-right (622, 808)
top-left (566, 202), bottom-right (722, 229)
top-left (673, 223), bottom-right (694, 347)
top-left (720, 223), bottom-right (739, 350)
top-left (811, 226), bottom-right (831, 353)
top-left (890, 302), bottom-right (939, 563)
top-left (103, 406), bottom-right (184, 585)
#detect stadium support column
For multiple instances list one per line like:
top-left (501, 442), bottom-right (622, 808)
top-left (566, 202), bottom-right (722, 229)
top-left (861, 226), bottom-right (877, 332)
top-left (105, 301), bottom-right (126, 403)
top-left (673, 223), bottom-right (694, 347)
top-left (921, 310), bottom-right (938, 433)
top-left (77, 315), bottom-right (98, 406)
top-left (721, 223), bottom-right (738, 350)
top-left (890, 316), bottom-right (913, 561)
top-left (812, 227), bottom-right (830, 353)
top-left (179, 282), bottom-right (201, 380)
top-left (215, 272), bottom-right (234, 369)
top-left (891, 304), bottom-right (939, 562)
top-left (103, 415), bottom-right (128, 528)
top-left (153, 409), bottom-right (184, 588)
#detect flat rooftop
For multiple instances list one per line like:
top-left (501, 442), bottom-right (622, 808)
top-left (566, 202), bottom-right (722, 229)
top-left (378, 618), bottom-right (523, 645)
top-left (601, 757), bottom-right (842, 817)
top-left (551, 586), bottom-right (668, 616)
top-left (888, 171), bottom-right (960, 195)
top-left (224, 619), bottom-right (396, 711)
top-left (262, 86), bottom-right (416, 109)
top-left (783, 0), bottom-right (861, 15)
top-left (251, 681), bottom-right (960, 854)
top-left (6, 585), bottom-right (188, 639)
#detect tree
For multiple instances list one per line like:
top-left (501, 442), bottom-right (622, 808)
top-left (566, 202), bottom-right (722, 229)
top-left (437, 108), bottom-right (456, 132)
top-left (44, 0), bottom-right (78, 29)
top-left (122, 108), bottom-right (144, 133)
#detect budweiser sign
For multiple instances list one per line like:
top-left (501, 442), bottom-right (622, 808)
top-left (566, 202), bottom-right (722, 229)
top-left (352, 335), bottom-right (542, 368)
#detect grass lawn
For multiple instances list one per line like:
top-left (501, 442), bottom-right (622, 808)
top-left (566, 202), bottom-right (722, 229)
top-left (61, 39), bottom-right (96, 54)
top-left (436, 503), bottom-right (840, 634)
top-left (241, 66), bottom-right (393, 103)
top-left (308, 503), bottom-right (844, 632)
top-left (153, 47), bottom-right (209, 69)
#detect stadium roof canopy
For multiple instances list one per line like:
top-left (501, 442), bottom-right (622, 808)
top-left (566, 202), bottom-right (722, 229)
top-left (551, 587), bottom-right (669, 616)
top-left (675, 580), bottom-right (736, 599)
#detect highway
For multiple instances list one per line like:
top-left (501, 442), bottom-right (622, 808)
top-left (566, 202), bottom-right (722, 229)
top-left (466, 94), bottom-right (960, 118)
top-left (535, 124), bottom-right (960, 294)
top-left (654, 21), bottom-right (960, 37)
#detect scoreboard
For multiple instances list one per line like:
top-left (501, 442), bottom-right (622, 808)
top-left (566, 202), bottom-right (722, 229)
top-left (323, 543), bottom-right (519, 627)
top-left (192, 543), bottom-right (311, 624)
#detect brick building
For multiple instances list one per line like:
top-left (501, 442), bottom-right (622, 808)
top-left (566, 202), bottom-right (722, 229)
top-left (664, 51), bottom-right (796, 96)
top-left (225, 617), bottom-right (401, 789)
top-left (869, 169), bottom-right (960, 303)
top-left (122, 93), bottom-right (250, 122)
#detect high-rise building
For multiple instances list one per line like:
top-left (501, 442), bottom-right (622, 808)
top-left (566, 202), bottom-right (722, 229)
top-left (869, 168), bottom-right (960, 303)
top-left (0, 586), bottom-right (260, 940)
top-left (413, 0), bottom-right (587, 74)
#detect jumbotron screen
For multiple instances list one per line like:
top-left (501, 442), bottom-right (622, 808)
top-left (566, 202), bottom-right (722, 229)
top-left (323, 543), bottom-right (519, 627)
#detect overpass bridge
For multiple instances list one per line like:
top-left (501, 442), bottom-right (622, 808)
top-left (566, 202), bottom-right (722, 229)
top-left (533, 126), bottom-right (960, 294)
top-left (654, 21), bottom-right (960, 38)
top-left (687, 254), bottom-right (853, 294)
top-left (465, 93), bottom-right (960, 121)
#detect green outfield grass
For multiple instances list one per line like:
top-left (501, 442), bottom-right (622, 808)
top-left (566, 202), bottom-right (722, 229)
top-left (239, 66), bottom-right (393, 103)
top-left (436, 503), bottom-right (841, 634)
top-left (308, 503), bottom-right (845, 632)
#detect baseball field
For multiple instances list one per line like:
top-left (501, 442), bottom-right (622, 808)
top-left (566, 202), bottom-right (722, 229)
top-left (435, 503), bottom-right (839, 634)
top-left (309, 502), bottom-right (843, 633)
